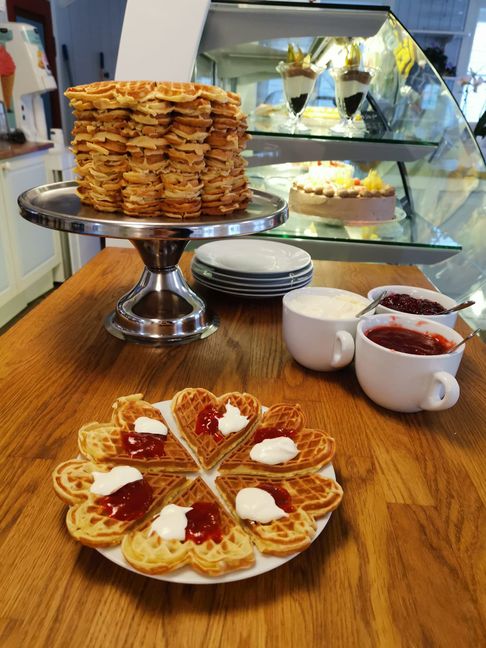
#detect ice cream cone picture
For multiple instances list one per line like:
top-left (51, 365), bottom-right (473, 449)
top-left (0, 45), bottom-right (16, 112)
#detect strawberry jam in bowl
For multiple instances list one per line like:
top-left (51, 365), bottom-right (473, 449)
top-left (367, 285), bottom-right (458, 328)
top-left (355, 314), bottom-right (466, 413)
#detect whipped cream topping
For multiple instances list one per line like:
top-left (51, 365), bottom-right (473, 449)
top-left (90, 465), bottom-right (143, 496)
top-left (150, 504), bottom-right (193, 541)
top-left (235, 487), bottom-right (288, 523)
top-left (133, 416), bottom-right (168, 436)
top-left (250, 436), bottom-right (299, 465)
top-left (217, 402), bottom-right (250, 436)
top-left (288, 293), bottom-right (369, 319)
top-left (307, 162), bottom-right (353, 183)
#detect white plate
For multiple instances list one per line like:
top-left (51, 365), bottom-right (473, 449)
top-left (191, 258), bottom-right (314, 285)
top-left (97, 399), bottom-right (336, 584)
top-left (195, 240), bottom-right (311, 274)
top-left (194, 275), bottom-right (313, 297)
top-left (192, 265), bottom-right (313, 290)
top-left (192, 271), bottom-right (313, 292)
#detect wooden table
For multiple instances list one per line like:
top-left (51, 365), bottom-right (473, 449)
top-left (1, 249), bottom-right (485, 648)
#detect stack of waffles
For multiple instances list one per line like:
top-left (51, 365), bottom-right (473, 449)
top-left (65, 81), bottom-right (252, 219)
top-left (52, 389), bottom-right (343, 577)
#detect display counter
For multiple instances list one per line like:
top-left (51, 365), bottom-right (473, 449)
top-left (192, 1), bottom-right (486, 329)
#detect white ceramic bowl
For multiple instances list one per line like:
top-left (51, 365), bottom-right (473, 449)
top-left (282, 287), bottom-right (372, 371)
top-left (367, 284), bottom-right (458, 329)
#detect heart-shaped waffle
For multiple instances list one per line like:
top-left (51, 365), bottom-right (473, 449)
top-left (219, 403), bottom-right (336, 477)
top-left (78, 394), bottom-right (197, 472)
top-left (52, 459), bottom-right (188, 547)
top-left (121, 477), bottom-right (255, 576)
top-left (171, 388), bottom-right (261, 469)
top-left (215, 473), bottom-right (343, 556)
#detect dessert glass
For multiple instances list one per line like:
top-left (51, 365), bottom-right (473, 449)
top-left (330, 65), bottom-right (375, 136)
top-left (276, 60), bottom-right (322, 133)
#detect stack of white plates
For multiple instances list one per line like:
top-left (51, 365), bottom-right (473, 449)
top-left (191, 240), bottom-right (313, 297)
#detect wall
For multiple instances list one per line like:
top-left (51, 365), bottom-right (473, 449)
top-left (50, 0), bottom-right (127, 136)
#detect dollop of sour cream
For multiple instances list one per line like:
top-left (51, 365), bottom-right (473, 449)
top-left (134, 416), bottom-right (168, 436)
top-left (235, 487), bottom-right (288, 523)
top-left (90, 465), bottom-right (143, 496)
top-left (150, 504), bottom-right (193, 541)
top-left (217, 402), bottom-right (250, 436)
top-left (249, 436), bottom-right (299, 465)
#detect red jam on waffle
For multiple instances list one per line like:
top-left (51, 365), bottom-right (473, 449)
top-left (258, 483), bottom-right (295, 513)
top-left (185, 502), bottom-right (222, 544)
top-left (195, 405), bottom-right (224, 442)
top-left (253, 427), bottom-right (296, 443)
top-left (121, 430), bottom-right (167, 458)
top-left (98, 479), bottom-right (153, 521)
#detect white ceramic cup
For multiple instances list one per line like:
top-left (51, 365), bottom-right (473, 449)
top-left (368, 285), bottom-right (458, 328)
top-left (282, 287), bottom-right (371, 371)
top-left (355, 314), bottom-right (465, 413)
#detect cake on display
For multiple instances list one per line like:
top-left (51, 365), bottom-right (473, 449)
top-left (288, 161), bottom-right (396, 224)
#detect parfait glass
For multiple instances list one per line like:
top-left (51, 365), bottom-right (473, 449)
top-left (276, 60), bottom-right (322, 133)
top-left (330, 65), bottom-right (375, 136)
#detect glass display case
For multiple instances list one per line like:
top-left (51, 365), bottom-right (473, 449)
top-left (194, 1), bottom-right (486, 330)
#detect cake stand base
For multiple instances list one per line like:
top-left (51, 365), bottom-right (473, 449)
top-left (18, 182), bottom-right (288, 345)
top-left (105, 239), bottom-right (218, 345)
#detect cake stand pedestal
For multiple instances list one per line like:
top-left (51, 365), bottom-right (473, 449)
top-left (18, 181), bottom-right (288, 345)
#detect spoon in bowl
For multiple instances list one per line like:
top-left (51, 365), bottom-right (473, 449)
top-left (447, 328), bottom-right (481, 354)
top-left (355, 290), bottom-right (388, 318)
top-left (440, 300), bottom-right (475, 315)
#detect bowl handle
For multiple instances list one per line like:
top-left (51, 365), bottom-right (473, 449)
top-left (420, 371), bottom-right (460, 411)
top-left (331, 330), bottom-right (355, 369)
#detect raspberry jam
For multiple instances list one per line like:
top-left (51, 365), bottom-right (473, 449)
top-left (258, 483), bottom-right (295, 513)
top-left (381, 293), bottom-right (446, 315)
top-left (121, 430), bottom-right (166, 459)
top-left (365, 325), bottom-right (453, 355)
top-left (253, 427), bottom-right (296, 444)
top-left (195, 405), bottom-right (224, 442)
top-left (98, 479), bottom-right (153, 521)
top-left (185, 502), bottom-right (222, 544)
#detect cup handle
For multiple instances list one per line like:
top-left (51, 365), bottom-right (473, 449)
top-left (331, 330), bottom-right (355, 369)
top-left (419, 371), bottom-right (460, 411)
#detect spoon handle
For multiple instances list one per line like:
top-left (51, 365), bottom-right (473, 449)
top-left (447, 328), bottom-right (481, 353)
top-left (356, 290), bottom-right (388, 318)
top-left (443, 300), bottom-right (475, 315)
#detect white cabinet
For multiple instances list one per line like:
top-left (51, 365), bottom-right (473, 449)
top-left (0, 151), bottom-right (63, 328)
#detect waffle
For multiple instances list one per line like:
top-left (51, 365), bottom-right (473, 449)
top-left (219, 404), bottom-right (336, 477)
top-left (171, 388), bottom-right (261, 470)
top-left (52, 459), bottom-right (188, 547)
top-left (78, 394), bottom-right (197, 472)
top-left (64, 80), bottom-right (251, 218)
top-left (121, 477), bottom-right (255, 576)
top-left (215, 473), bottom-right (343, 556)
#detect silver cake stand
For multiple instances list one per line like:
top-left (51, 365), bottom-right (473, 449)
top-left (18, 181), bottom-right (288, 345)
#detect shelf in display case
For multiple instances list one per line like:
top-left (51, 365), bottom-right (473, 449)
top-left (201, 2), bottom-right (388, 52)
top-left (245, 112), bottom-right (439, 165)
top-left (243, 164), bottom-right (462, 264)
top-left (245, 133), bottom-right (438, 166)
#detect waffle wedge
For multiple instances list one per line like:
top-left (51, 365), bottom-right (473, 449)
top-left (121, 476), bottom-right (255, 576)
top-left (171, 388), bottom-right (261, 469)
top-left (215, 473), bottom-right (343, 556)
top-left (219, 403), bottom-right (336, 477)
top-left (52, 459), bottom-right (188, 547)
top-left (78, 394), bottom-right (197, 472)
